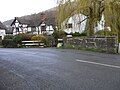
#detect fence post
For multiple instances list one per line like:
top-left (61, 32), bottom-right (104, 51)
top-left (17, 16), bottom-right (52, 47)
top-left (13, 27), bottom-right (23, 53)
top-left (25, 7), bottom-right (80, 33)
top-left (118, 43), bottom-right (120, 54)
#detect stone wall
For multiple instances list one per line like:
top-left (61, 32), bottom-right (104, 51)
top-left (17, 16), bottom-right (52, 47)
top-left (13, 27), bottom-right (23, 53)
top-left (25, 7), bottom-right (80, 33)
top-left (66, 36), bottom-right (117, 53)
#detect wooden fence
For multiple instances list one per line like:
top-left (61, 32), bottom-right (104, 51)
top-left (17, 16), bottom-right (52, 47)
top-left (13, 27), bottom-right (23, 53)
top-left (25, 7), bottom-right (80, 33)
top-left (22, 41), bottom-right (44, 48)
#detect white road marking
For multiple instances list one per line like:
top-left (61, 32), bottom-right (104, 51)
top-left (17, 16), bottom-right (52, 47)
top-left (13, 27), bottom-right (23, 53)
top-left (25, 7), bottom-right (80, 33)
top-left (76, 59), bottom-right (120, 69)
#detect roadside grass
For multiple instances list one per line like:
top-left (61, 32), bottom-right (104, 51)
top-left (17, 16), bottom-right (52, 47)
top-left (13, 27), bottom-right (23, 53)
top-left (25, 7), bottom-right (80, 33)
top-left (58, 44), bottom-right (107, 53)
top-left (0, 45), bottom-right (3, 48)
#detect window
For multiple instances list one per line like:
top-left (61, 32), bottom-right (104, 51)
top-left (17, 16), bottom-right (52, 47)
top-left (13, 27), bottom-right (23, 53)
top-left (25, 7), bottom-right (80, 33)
top-left (0, 36), bottom-right (2, 40)
top-left (68, 23), bottom-right (72, 28)
top-left (41, 26), bottom-right (46, 31)
top-left (31, 27), bottom-right (36, 32)
top-left (65, 23), bottom-right (73, 28)
top-left (16, 27), bottom-right (19, 32)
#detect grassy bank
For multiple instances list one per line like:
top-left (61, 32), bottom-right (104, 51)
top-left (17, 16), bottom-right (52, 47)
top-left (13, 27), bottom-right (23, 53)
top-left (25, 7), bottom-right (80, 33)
top-left (58, 44), bottom-right (110, 53)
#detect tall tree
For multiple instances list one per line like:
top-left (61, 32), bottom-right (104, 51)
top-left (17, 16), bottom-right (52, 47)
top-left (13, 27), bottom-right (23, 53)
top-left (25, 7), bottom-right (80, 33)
top-left (56, 0), bottom-right (104, 36)
top-left (104, 0), bottom-right (120, 42)
top-left (56, 0), bottom-right (120, 40)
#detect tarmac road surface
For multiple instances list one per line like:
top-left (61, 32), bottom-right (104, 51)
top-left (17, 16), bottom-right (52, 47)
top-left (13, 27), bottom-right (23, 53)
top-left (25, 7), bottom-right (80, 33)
top-left (0, 48), bottom-right (120, 90)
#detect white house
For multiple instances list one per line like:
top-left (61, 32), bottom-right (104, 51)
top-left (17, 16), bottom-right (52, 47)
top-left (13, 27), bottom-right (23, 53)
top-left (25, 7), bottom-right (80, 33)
top-left (62, 13), bottom-right (107, 34)
top-left (11, 17), bottom-right (38, 35)
top-left (11, 16), bottom-right (55, 35)
top-left (0, 21), bottom-right (6, 40)
top-left (62, 14), bottom-right (87, 34)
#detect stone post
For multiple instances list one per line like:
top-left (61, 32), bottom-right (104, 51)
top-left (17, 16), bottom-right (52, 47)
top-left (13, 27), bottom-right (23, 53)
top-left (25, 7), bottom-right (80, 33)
top-left (118, 43), bottom-right (120, 54)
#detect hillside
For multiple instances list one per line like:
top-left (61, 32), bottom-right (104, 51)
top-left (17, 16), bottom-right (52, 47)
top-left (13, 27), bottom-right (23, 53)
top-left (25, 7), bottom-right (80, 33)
top-left (3, 7), bottom-right (56, 27)
top-left (3, 19), bottom-right (13, 27)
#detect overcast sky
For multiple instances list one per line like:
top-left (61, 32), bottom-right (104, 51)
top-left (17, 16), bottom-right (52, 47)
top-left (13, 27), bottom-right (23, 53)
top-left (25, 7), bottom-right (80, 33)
top-left (0, 0), bottom-right (57, 22)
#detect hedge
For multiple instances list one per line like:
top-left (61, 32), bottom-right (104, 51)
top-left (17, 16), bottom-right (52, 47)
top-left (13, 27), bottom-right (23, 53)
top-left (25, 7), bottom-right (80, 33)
top-left (2, 39), bottom-right (17, 48)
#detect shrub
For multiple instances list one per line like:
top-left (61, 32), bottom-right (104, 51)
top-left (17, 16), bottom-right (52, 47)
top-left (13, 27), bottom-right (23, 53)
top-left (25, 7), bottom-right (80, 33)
top-left (31, 35), bottom-right (55, 47)
top-left (95, 30), bottom-right (114, 36)
top-left (21, 33), bottom-right (33, 41)
top-left (13, 34), bottom-right (23, 44)
top-left (52, 30), bottom-right (66, 46)
top-left (4, 35), bottom-right (14, 39)
top-left (31, 35), bottom-right (46, 41)
top-left (2, 39), bottom-right (17, 48)
top-left (52, 30), bottom-right (66, 39)
top-left (61, 43), bottom-right (74, 49)
top-left (2, 34), bottom-right (34, 48)
top-left (80, 32), bottom-right (87, 36)
top-left (2, 35), bottom-right (17, 48)
top-left (44, 36), bottom-right (55, 47)
top-left (72, 32), bottom-right (87, 37)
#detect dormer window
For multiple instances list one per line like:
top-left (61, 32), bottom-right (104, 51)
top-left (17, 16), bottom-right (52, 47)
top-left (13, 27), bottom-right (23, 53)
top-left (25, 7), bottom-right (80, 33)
top-left (65, 23), bottom-right (73, 28)
top-left (68, 23), bottom-right (72, 28)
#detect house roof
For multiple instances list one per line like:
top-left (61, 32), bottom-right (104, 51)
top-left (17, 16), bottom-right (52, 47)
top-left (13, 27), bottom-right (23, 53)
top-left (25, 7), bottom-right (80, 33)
top-left (11, 17), bottom-right (43, 27)
top-left (0, 21), bottom-right (7, 30)
top-left (11, 17), bottom-right (41, 27)
top-left (5, 26), bottom-right (13, 34)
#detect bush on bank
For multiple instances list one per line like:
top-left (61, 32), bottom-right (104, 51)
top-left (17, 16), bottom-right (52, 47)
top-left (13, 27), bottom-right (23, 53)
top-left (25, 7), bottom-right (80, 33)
top-left (61, 43), bottom-right (106, 53)
top-left (52, 30), bottom-right (66, 46)
top-left (71, 32), bottom-right (87, 37)
top-left (2, 39), bottom-right (17, 48)
top-left (2, 30), bottom-right (67, 48)
top-left (31, 34), bottom-right (46, 41)
top-left (2, 34), bottom-right (33, 48)
top-left (2, 35), bottom-right (16, 48)
top-left (31, 35), bottom-right (55, 47)
top-left (45, 36), bottom-right (55, 47)
top-left (2, 34), bottom-right (56, 48)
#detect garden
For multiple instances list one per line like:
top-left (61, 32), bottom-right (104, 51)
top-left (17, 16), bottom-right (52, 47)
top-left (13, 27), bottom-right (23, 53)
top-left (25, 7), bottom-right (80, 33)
top-left (1, 30), bottom-right (66, 48)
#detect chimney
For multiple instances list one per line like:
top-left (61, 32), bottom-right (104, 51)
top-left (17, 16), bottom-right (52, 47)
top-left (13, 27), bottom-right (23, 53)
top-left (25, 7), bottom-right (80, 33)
top-left (40, 13), bottom-right (46, 22)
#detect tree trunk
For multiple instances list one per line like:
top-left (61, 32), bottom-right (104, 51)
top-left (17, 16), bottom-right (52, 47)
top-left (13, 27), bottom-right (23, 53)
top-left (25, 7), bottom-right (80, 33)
top-left (87, 7), bottom-right (94, 36)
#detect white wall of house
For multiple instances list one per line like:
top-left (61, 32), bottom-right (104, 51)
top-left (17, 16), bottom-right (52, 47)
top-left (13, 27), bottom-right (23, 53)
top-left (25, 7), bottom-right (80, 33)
top-left (62, 14), bottom-right (87, 34)
top-left (0, 29), bottom-right (6, 39)
top-left (12, 20), bottom-right (28, 35)
top-left (32, 26), bottom-right (42, 34)
top-left (27, 27), bottom-right (32, 32)
top-left (62, 14), bottom-right (108, 34)
top-left (35, 24), bottom-right (54, 35)
top-left (11, 19), bottom-right (55, 35)
top-left (13, 20), bottom-right (21, 35)
top-left (46, 25), bottom-right (54, 35)
top-left (94, 14), bottom-right (105, 32)
top-left (94, 14), bottom-right (111, 32)
top-left (22, 25), bottom-right (28, 33)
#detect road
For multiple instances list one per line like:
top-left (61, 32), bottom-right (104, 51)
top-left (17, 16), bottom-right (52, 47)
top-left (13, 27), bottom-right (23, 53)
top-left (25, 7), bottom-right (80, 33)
top-left (0, 48), bottom-right (120, 90)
